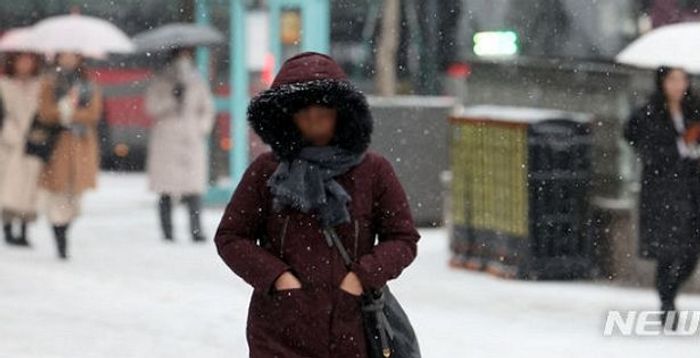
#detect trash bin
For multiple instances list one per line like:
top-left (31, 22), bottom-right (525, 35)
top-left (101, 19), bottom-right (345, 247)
top-left (449, 105), bottom-right (594, 279)
top-left (368, 96), bottom-right (455, 226)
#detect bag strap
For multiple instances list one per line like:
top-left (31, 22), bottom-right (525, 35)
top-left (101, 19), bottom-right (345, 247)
top-left (323, 225), bottom-right (395, 356)
top-left (322, 227), bottom-right (353, 268)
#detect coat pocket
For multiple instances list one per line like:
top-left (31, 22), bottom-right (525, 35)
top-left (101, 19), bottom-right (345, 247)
top-left (335, 287), bottom-right (363, 321)
top-left (250, 289), bottom-right (306, 335)
top-left (332, 287), bottom-right (366, 354)
top-left (337, 286), bottom-right (363, 302)
top-left (251, 288), bottom-right (325, 354)
top-left (279, 215), bottom-right (290, 259)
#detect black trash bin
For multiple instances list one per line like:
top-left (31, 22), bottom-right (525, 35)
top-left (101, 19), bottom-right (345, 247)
top-left (449, 106), bottom-right (594, 279)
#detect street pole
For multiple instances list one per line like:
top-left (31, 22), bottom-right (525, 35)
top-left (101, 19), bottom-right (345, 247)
top-left (230, 0), bottom-right (249, 185)
top-left (376, 0), bottom-right (399, 96)
top-left (419, 0), bottom-right (439, 94)
top-left (195, 0), bottom-right (211, 81)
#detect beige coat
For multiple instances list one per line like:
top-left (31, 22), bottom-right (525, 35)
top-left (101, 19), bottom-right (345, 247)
top-left (38, 74), bottom-right (102, 194)
top-left (145, 61), bottom-right (215, 196)
top-left (0, 77), bottom-right (42, 219)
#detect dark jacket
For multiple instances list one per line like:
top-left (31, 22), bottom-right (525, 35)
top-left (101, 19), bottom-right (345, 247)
top-left (214, 52), bottom-right (420, 358)
top-left (624, 101), bottom-right (700, 259)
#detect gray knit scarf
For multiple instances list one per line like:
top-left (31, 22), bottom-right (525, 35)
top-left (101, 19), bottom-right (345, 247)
top-left (267, 146), bottom-right (365, 228)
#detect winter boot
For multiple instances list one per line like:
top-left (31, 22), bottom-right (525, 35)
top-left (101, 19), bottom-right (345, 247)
top-left (10, 221), bottom-right (31, 247)
top-left (159, 195), bottom-right (174, 241)
top-left (4, 221), bottom-right (29, 247)
top-left (3, 223), bottom-right (14, 244)
top-left (661, 302), bottom-right (678, 331)
top-left (184, 195), bottom-right (205, 242)
top-left (53, 225), bottom-right (69, 260)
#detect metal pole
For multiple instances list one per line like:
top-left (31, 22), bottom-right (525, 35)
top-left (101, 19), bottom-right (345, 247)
top-left (196, 0), bottom-right (218, 203)
top-left (302, 0), bottom-right (330, 54)
top-left (269, 0), bottom-right (282, 73)
top-left (195, 0), bottom-right (211, 81)
top-left (419, 0), bottom-right (440, 94)
top-left (230, 0), bottom-right (249, 185)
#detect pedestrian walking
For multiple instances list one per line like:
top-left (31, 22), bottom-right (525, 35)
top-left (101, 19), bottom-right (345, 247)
top-left (624, 66), bottom-right (700, 328)
top-left (145, 48), bottom-right (215, 243)
top-left (0, 52), bottom-right (42, 247)
top-left (214, 52), bottom-right (420, 357)
top-left (38, 52), bottom-right (102, 260)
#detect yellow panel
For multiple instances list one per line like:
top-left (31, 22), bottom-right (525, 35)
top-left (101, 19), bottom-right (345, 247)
top-left (453, 122), bottom-right (529, 238)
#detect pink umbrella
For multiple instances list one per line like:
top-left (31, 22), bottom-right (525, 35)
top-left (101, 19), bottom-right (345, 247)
top-left (30, 14), bottom-right (134, 55)
top-left (0, 27), bottom-right (37, 52)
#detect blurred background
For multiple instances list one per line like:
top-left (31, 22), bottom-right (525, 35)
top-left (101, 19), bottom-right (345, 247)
top-left (2, 1), bottom-right (700, 357)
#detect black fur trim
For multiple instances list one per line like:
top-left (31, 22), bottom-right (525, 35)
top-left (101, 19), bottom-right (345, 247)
top-left (247, 79), bottom-right (373, 160)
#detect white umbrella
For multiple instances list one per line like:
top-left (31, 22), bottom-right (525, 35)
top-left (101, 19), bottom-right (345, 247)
top-left (616, 22), bottom-right (700, 73)
top-left (30, 14), bottom-right (134, 56)
top-left (0, 27), bottom-right (37, 52)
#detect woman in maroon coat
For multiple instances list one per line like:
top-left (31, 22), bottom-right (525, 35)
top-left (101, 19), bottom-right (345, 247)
top-left (214, 52), bottom-right (420, 357)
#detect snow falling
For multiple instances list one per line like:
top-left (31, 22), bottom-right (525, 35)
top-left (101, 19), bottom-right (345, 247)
top-left (2, 1), bottom-right (700, 357)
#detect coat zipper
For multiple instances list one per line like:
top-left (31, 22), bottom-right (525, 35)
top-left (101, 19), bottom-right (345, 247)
top-left (279, 215), bottom-right (290, 259)
top-left (353, 219), bottom-right (359, 259)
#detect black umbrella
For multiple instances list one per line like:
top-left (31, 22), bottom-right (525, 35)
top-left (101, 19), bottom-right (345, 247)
top-left (133, 23), bottom-right (224, 52)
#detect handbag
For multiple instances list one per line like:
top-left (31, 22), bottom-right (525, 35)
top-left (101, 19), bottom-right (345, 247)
top-left (323, 227), bottom-right (421, 358)
top-left (25, 115), bottom-right (64, 163)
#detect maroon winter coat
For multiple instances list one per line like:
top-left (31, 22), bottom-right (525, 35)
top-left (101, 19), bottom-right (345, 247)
top-left (214, 52), bottom-right (420, 358)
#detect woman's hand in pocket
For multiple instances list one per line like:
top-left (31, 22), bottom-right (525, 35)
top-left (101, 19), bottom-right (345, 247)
top-left (339, 272), bottom-right (363, 296)
top-left (274, 271), bottom-right (302, 291)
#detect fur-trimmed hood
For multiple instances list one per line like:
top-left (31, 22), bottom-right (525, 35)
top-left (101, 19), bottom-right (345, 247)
top-left (247, 52), bottom-right (373, 160)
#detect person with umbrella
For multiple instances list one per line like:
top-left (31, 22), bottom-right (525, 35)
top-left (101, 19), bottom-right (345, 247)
top-left (28, 14), bottom-right (132, 259)
top-left (0, 28), bottom-right (44, 247)
top-left (144, 47), bottom-right (215, 242)
top-left (624, 66), bottom-right (700, 329)
top-left (135, 23), bottom-right (220, 242)
top-left (37, 51), bottom-right (102, 259)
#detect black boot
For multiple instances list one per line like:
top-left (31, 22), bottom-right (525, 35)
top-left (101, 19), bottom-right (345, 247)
top-left (4, 221), bottom-right (30, 247)
top-left (159, 195), bottom-right (174, 241)
top-left (184, 195), bottom-right (205, 242)
top-left (3, 223), bottom-right (13, 244)
top-left (53, 224), bottom-right (69, 260)
top-left (661, 302), bottom-right (678, 331)
top-left (11, 221), bottom-right (30, 247)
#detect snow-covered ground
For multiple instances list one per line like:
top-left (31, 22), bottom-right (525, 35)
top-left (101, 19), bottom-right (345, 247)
top-left (1, 173), bottom-right (699, 358)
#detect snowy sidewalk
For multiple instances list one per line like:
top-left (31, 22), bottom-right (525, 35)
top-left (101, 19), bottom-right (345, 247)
top-left (0, 173), bottom-right (698, 357)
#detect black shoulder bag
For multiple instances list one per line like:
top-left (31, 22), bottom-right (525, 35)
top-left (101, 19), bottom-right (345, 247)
top-left (0, 92), bottom-right (62, 163)
top-left (323, 227), bottom-right (421, 358)
top-left (25, 115), bottom-right (64, 163)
